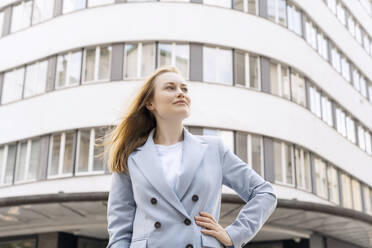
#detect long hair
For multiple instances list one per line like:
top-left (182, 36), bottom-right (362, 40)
top-left (96, 65), bottom-right (183, 174)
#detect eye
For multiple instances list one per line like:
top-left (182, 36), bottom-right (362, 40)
top-left (166, 86), bottom-right (174, 90)
top-left (182, 88), bottom-right (188, 93)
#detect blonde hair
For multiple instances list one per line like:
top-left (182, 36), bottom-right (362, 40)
top-left (96, 65), bottom-right (183, 174)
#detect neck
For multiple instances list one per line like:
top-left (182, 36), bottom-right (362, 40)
top-left (153, 121), bottom-right (184, 146)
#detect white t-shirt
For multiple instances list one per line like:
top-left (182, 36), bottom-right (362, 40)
top-left (154, 140), bottom-right (184, 193)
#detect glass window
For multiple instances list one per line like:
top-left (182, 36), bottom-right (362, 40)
top-left (83, 46), bottom-right (112, 83)
top-left (330, 45), bottom-right (341, 73)
top-left (14, 141), bottom-right (28, 183)
top-left (48, 132), bottom-right (75, 177)
top-left (248, 0), bottom-right (257, 15)
top-left (341, 57), bottom-right (350, 82)
top-left (321, 95), bottom-right (333, 126)
top-left (314, 157), bottom-right (327, 199)
top-left (365, 131), bottom-right (372, 155)
top-left (140, 42), bottom-right (155, 78)
top-left (0, 12), bottom-right (4, 38)
top-left (274, 141), bottom-right (294, 185)
top-left (23, 60), bottom-right (48, 98)
top-left (76, 129), bottom-right (91, 173)
top-left (287, 4), bottom-right (302, 36)
top-left (281, 65), bottom-right (291, 100)
top-left (360, 76), bottom-right (367, 97)
top-left (278, 0), bottom-right (286, 26)
top-left (295, 147), bottom-right (311, 191)
top-left (203, 46), bottom-right (233, 85)
top-left (88, 0), bottom-right (115, 7)
top-left (317, 32), bottom-right (328, 60)
top-left (0, 147), bottom-right (4, 184)
top-left (351, 179), bottom-right (362, 211)
top-left (267, 0), bottom-right (276, 22)
top-left (336, 3), bottom-right (346, 25)
top-left (27, 138), bottom-right (41, 181)
top-left (309, 85), bottom-right (321, 118)
top-left (341, 172), bottom-right (352, 209)
top-left (270, 62), bottom-right (279, 96)
top-left (274, 141), bottom-right (282, 183)
top-left (203, 0), bottom-right (232, 8)
top-left (32, 0), bottom-right (54, 25)
top-left (1, 67), bottom-right (25, 104)
top-left (234, 50), bottom-right (246, 87)
top-left (363, 186), bottom-right (372, 215)
top-left (0, 239), bottom-right (36, 248)
top-left (347, 15), bottom-right (355, 36)
top-left (124, 43), bottom-right (138, 78)
top-left (63, 0), bottom-right (86, 14)
top-left (158, 43), bottom-right (189, 80)
top-left (11, 0), bottom-right (32, 33)
top-left (93, 127), bottom-right (109, 172)
top-left (251, 134), bottom-right (263, 177)
top-left (368, 84), bottom-right (372, 103)
top-left (233, 0), bottom-right (244, 11)
top-left (249, 54), bottom-right (260, 89)
top-left (363, 33), bottom-right (371, 54)
top-left (56, 50), bottom-right (82, 89)
top-left (327, 0), bottom-right (337, 13)
top-left (290, 71), bottom-right (306, 107)
top-left (327, 165), bottom-right (339, 204)
top-left (305, 18), bottom-right (317, 49)
top-left (203, 128), bottom-right (234, 153)
top-left (345, 116), bottom-right (356, 143)
top-left (355, 24), bottom-right (362, 44)
top-left (1, 144), bottom-right (16, 185)
top-left (352, 68), bottom-right (361, 92)
top-left (335, 106), bottom-right (347, 137)
top-left (358, 125), bottom-right (366, 151)
top-left (158, 43), bottom-right (172, 68)
top-left (175, 44), bottom-right (190, 80)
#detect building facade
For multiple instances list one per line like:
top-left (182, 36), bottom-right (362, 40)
top-left (0, 0), bottom-right (372, 247)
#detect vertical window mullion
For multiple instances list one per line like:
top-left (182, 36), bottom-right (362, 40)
top-left (88, 128), bottom-right (94, 172)
top-left (94, 46), bottom-right (100, 81)
top-left (24, 140), bottom-right (31, 180)
top-left (245, 53), bottom-right (249, 87)
top-left (75, 131), bottom-right (81, 174)
top-left (277, 63), bottom-right (282, 97)
top-left (59, 133), bottom-right (65, 175)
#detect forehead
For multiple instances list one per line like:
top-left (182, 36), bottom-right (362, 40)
top-left (154, 72), bottom-right (188, 86)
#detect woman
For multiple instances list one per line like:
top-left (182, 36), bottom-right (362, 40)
top-left (103, 65), bottom-right (277, 248)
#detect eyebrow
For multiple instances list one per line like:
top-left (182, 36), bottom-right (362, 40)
top-left (165, 82), bottom-right (188, 86)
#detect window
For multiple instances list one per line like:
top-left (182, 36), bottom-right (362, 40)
top-left (249, 54), bottom-right (260, 89)
top-left (330, 44), bottom-right (341, 73)
top-left (203, 46), bottom-right (233, 85)
top-left (83, 45), bottom-right (112, 83)
top-left (360, 76), bottom-right (367, 97)
top-left (63, 0), bottom-right (86, 14)
top-left (250, 134), bottom-right (263, 177)
top-left (357, 125), bottom-right (366, 151)
top-left (32, 0), bottom-right (54, 25)
top-left (314, 157), bottom-right (327, 199)
top-left (234, 50), bottom-right (246, 87)
top-left (233, 0), bottom-right (244, 11)
top-left (309, 85), bottom-right (321, 118)
top-left (274, 141), bottom-right (294, 186)
top-left (369, 84), bottom-right (372, 104)
top-left (267, 0), bottom-right (276, 22)
top-left (295, 147), bottom-right (311, 191)
top-left (317, 32), bottom-right (328, 60)
top-left (352, 68), bottom-right (360, 92)
top-left (14, 138), bottom-right (41, 183)
top-left (365, 131), bottom-right (372, 155)
top-left (23, 59), bottom-right (48, 98)
top-left (351, 178), bottom-right (362, 211)
top-left (281, 65), bottom-right (291, 100)
top-left (1, 67), bottom-right (25, 104)
top-left (327, 0), bottom-right (337, 14)
top-left (0, 12), bottom-right (4, 38)
top-left (88, 0), bottom-right (115, 7)
top-left (341, 172), bottom-right (352, 209)
top-left (158, 42), bottom-right (189, 80)
top-left (0, 144), bottom-right (17, 186)
top-left (247, 0), bottom-right (258, 15)
top-left (321, 95), bottom-right (333, 126)
top-left (305, 18), bottom-right (317, 49)
top-left (203, 128), bottom-right (234, 152)
top-left (345, 115), bottom-right (356, 143)
top-left (341, 57), bottom-right (350, 82)
top-left (124, 42), bottom-right (155, 79)
top-left (327, 165), bottom-right (339, 204)
top-left (48, 132), bottom-right (76, 177)
top-left (347, 15), bottom-right (355, 36)
top-left (270, 62), bottom-right (279, 96)
top-left (0, 239), bottom-right (36, 248)
top-left (290, 71), bottom-right (306, 107)
top-left (287, 4), bottom-right (302, 36)
top-left (335, 106), bottom-right (346, 137)
top-left (355, 24), bottom-right (362, 44)
top-left (76, 127), bottom-right (109, 174)
top-left (11, 0), bottom-right (32, 33)
top-left (363, 33), bottom-right (371, 54)
top-left (203, 0), bottom-right (232, 8)
top-left (336, 3), bottom-right (346, 25)
top-left (363, 186), bottom-right (372, 215)
top-left (56, 50), bottom-right (82, 89)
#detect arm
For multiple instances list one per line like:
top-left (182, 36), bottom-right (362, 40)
top-left (106, 171), bottom-right (137, 248)
top-left (218, 138), bottom-right (278, 248)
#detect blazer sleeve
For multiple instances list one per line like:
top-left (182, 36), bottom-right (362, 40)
top-left (217, 138), bottom-right (278, 248)
top-left (106, 171), bottom-right (137, 248)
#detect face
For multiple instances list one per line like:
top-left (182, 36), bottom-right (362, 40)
top-left (146, 72), bottom-right (191, 121)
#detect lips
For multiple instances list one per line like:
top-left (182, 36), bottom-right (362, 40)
top-left (174, 100), bottom-right (187, 105)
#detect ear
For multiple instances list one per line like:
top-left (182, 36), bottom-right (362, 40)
top-left (146, 101), bottom-right (154, 111)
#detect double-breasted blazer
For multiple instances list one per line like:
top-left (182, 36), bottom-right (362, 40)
top-left (106, 126), bottom-right (277, 248)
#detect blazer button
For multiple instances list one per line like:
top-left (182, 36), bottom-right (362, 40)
top-left (151, 197), bottom-right (157, 204)
top-left (186, 244), bottom-right (193, 248)
top-left (154, 221), bottom-right (161, 229)
top-left (184, 218), bottom-right (191, 225)
top-left (192, 194), bottom-right (199, 202)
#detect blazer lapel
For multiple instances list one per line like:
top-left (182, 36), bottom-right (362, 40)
top-left (131, 126), bottom-right (208, 218)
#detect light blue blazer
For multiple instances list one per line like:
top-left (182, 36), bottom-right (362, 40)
top-left (106, 126), bottom-right (277, 248)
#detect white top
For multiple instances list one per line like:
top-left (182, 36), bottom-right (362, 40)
top-left (154, 140), bottom-right (184, 193)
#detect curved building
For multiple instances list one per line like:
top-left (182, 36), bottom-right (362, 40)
top-left (0, 0), bottom-right (372, 247)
